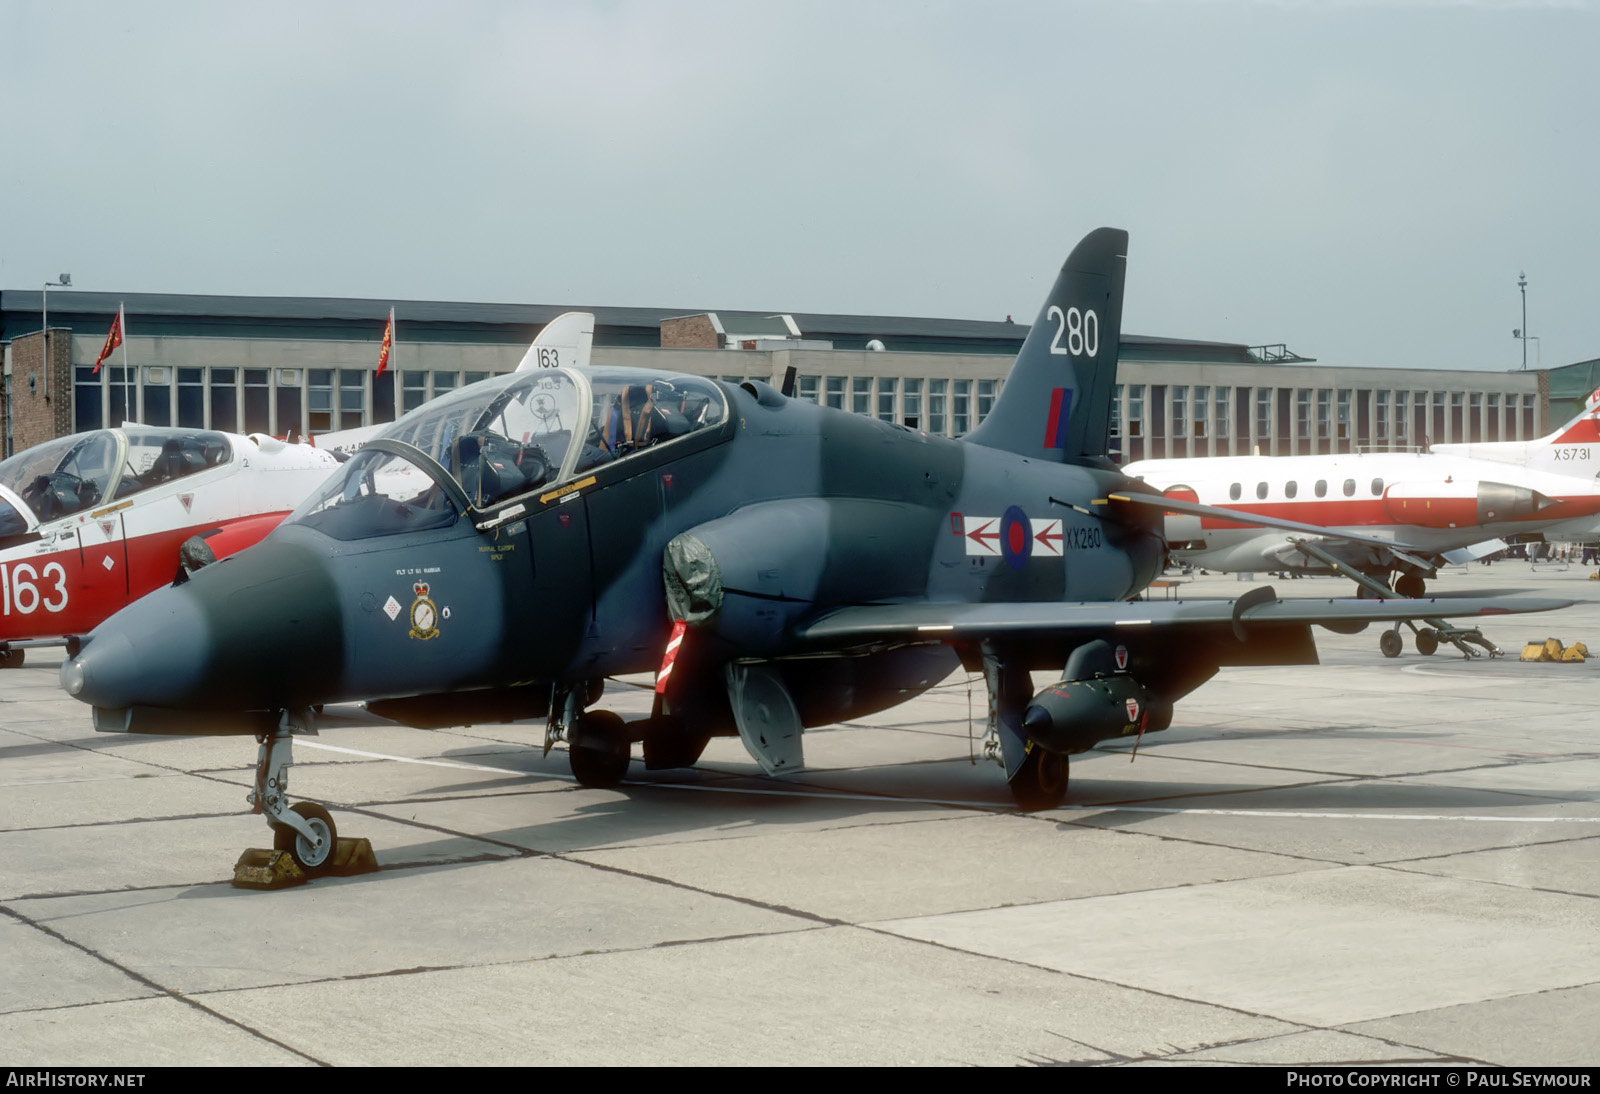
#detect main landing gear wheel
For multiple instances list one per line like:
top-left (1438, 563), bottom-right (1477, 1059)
top-left (271, 802), bottom-right (338, 873)
top-left (0, 649), bottom-right (23, 669)
top-left (1379, 630), bottom-right (1404, 658)
top-left (1394, 572), bottom-right (1426, 599)
top-left (569, 710), bottom-right (631, 788)
top-left (1415, 628), bottom-right (1439, 656)
top-left (1009, 747), bottom-right (1069, 812)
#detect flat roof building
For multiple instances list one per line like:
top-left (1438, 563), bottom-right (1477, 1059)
top-left (0, 288), bottom-right (1568, 463)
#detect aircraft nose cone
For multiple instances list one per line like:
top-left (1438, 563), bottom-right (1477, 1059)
top-left (62, 533), bottom-right (345, 717)
top-left (61, 587), bottom-right (212, 709)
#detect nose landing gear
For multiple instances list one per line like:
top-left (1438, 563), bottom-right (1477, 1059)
top-left (232, 710), bottom-right (378, 890)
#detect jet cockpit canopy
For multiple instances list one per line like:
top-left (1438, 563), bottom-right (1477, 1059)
top-left (0, 426), bottom-right (234, 525)
top-left (289, 366), bottom-right (728, 540)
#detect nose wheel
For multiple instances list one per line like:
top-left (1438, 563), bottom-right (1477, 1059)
top-left (270, 801), bottom-right (338, 872)
top-left (1379, 628), bottom-right (1404, 658)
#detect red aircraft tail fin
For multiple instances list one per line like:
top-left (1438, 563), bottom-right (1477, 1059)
top-left (1547, 387), bottom-right (1600, 444)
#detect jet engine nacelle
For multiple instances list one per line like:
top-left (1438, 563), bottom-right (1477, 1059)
top-left (664, 497), bottom-right (934, 657)
top-left (1021, 674), bottom-right (1172, 755)
top-left (1383, 480), bottom-right (1553, 529)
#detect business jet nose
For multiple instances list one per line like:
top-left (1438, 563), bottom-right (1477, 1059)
top-left (60, 536), bottom-right (345, 719)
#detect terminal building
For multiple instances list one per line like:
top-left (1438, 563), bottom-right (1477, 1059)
top-left (0, 288), bottom-right (1586, 465)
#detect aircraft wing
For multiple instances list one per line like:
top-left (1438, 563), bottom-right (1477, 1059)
top-left (794, 589), bottom-right (1571, 648)
top-left (1106, 490), bottom-right (1437, 556)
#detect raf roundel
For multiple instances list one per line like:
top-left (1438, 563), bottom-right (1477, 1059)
top-left (999, 506), bottom-right (1033, 571)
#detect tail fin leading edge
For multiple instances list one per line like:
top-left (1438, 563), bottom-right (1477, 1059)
top-left (1551, 386), bottom-right (1600, 443)
top-left (965, 228), bottom-right (1127, 463)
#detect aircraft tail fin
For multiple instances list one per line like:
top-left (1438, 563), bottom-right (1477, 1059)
top-left (516, 311), bottom-right (595, 372)
top-left (1435, 384), bottom-right (1600, 469)
top-left (1545, 386), bottom-right (1600, 445)
top-left (965, 228), bottom-right (1127, 463)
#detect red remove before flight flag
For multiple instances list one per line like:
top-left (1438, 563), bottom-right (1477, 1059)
top-left (655, 619), bottom-right (688, 695)
top-left (94, 305), bottom-right (124, 373)
top-left (376, 307), bottom-right (395, 376)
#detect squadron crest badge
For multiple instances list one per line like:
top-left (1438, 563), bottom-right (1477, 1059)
top-left (408, 581), bottom-right (440, 640)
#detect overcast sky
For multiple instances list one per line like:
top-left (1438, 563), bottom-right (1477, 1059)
top-left (2, 0), bottom-right (1595, 371)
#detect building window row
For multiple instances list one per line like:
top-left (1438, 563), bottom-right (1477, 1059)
top-left (68, 362), bottom-right (1540, 463)
top-left (1112, 383), bottom-right (1537, 462)
top-left (790, 374), bottom-right (999, 436)
top-left (74, 366), bottom-right (491, 437)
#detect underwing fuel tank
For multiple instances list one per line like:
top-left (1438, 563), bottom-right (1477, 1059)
top-left (1017, 638), bottom-right (1172, 755)
top-left (1021, 674), bottom-right (1170, 755)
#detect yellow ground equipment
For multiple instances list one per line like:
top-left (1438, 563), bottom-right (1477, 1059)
top-left (232, 838), bottom-right (379, 890)
top-left (1520, 639), bottom-right (1589, 663)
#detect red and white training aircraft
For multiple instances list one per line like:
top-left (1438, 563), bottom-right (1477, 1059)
top-left (1123, 390), bottom-right (1600, 596)
top-left (0, 425), bottom-right (338, 666)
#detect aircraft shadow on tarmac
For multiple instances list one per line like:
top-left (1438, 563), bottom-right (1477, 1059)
top-left (190, 735), bottom-right (1594, 879)
top-left (20, 702), bottom-right (1592, 893)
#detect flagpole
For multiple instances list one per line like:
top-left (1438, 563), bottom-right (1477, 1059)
top-left (121, 304), bottom-right (131, 425)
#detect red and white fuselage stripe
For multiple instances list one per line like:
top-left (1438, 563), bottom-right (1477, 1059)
top-left (0, 433), bottom-right (337, 643)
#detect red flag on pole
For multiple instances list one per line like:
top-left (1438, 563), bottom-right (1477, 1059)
top-left (376, 307), bottom-right (395, 376)
top-left (94, 305), bottom-right (124, 373)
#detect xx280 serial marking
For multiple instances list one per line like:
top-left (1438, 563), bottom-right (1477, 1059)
top-left (1065, 526), bottom-right (1103, 550)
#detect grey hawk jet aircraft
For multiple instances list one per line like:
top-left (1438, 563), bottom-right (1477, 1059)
top-left (60, 229), bottom-right (1569, 875)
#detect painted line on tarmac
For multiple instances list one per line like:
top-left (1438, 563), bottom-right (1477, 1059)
top-left (298, 741), bottom-right (1600, 823)
top-left (1058, 805), bottom-right (1600, 824)
top-left (300, 740), bottom-right (545, 775)
top-left (1399, 664), bottom-right (1508, 679)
